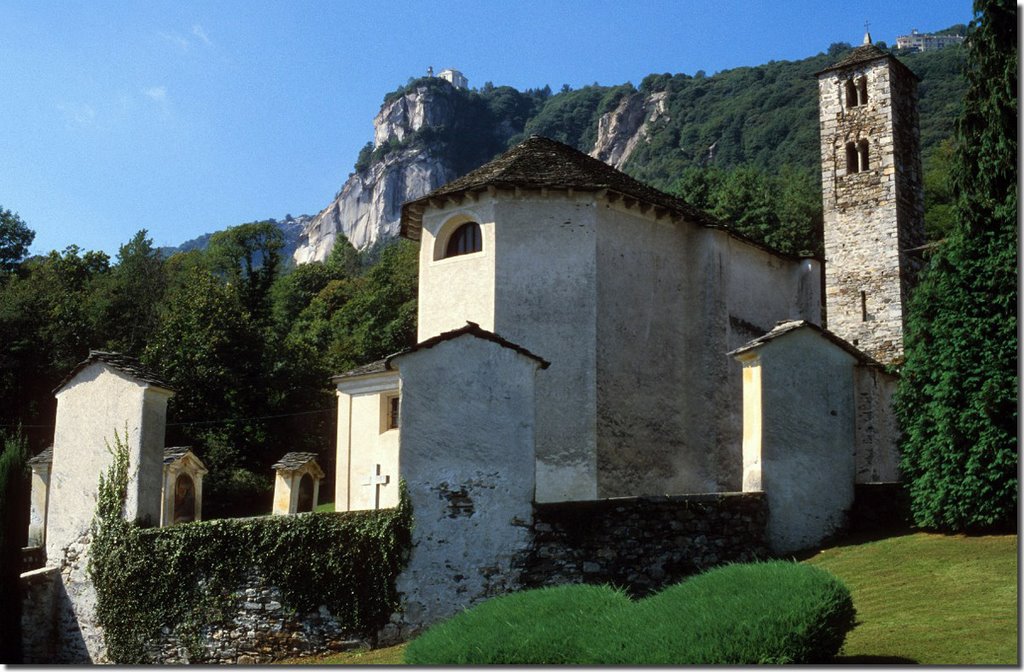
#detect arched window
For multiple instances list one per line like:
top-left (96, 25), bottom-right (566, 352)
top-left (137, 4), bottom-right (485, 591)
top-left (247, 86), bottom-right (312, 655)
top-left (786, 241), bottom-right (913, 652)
top-left (857, 76), bottom-right (868, 105)
top-left (844, 79), bottom-right (857, 108)
top-left (444, 221), bottom-right (482, 258)
top-left (858, 139), bottom-right (870, 171)
top-left (845, 142), bottom-right (859, 174)
top-left (297, 473), bottom-right (314, 513)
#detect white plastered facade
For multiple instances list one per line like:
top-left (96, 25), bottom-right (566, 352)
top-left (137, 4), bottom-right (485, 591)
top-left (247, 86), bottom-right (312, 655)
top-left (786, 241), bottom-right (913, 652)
top-left (733, 326), bottom-right (858, 554)
top-left (272, 459), bottom-right (326, 515)
top-left (415, 192), bottom-right (821, 502)
top-left (334, 370), bottom-right (401, 511)
top-left (47, 362), bottom-right (172, 561)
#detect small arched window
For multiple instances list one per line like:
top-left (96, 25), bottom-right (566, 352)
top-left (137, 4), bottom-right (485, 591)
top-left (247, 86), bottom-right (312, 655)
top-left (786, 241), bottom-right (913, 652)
top-left (856, 76), bottom-right (868, 105)
top-left (844, 79), bottom-right (858, 108)
top-left (845, 142), bottom-right (859, 174)
top-left (858, 139), bottom-right (870, 171)
top-left (444, 222), bottom-right (482, 258)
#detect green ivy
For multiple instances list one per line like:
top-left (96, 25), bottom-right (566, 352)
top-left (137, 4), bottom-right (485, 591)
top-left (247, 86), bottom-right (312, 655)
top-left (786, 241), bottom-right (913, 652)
top-left (89, 433), bottom-right (413, 663)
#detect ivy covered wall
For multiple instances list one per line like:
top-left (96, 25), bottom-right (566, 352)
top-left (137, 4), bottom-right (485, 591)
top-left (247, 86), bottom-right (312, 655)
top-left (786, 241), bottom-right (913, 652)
top-left (88, 443), bottom-right (412, 664)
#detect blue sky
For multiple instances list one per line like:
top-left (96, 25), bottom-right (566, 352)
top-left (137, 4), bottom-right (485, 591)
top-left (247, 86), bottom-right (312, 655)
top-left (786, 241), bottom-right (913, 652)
top-left (1, 1), bottom-right (973, 257)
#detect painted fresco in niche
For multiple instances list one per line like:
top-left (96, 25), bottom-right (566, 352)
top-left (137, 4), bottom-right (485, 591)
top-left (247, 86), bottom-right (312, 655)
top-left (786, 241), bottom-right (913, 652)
top-left (298, 474), bottom-right (314, 513)
top-left (174, 473), bottom-right (196, 524)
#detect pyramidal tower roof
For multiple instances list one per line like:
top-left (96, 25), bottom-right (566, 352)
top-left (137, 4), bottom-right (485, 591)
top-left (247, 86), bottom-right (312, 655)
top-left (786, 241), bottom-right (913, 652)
top-left (400, 135), bottom-right (721, 241)
top-left (816, 40), bottom-right (919, 81)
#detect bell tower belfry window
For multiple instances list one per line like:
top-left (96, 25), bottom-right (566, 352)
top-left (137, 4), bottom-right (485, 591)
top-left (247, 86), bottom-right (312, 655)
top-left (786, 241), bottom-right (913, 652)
top-left (817, 34), bottom-right (925, 365)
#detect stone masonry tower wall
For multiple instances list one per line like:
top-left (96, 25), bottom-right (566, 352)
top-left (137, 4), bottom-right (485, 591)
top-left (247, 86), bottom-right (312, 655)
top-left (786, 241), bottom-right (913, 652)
top-left (818, 44), bottom-right (925, 365)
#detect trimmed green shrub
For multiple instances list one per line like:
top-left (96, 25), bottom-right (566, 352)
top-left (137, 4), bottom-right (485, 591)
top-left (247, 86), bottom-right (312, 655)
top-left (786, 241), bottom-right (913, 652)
top-left (405, 561), bottom-right (855, 665)
top-left (404, 584), bottom-right (632, 665)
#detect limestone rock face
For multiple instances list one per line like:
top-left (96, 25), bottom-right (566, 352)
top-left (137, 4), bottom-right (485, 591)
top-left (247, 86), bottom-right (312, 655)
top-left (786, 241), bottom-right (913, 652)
top-left (590, 91), bottom-right (669, 170)
top-left (293, 87), bottom-right (458, 263)
top-left (373, 87), bottom-right (456, 149)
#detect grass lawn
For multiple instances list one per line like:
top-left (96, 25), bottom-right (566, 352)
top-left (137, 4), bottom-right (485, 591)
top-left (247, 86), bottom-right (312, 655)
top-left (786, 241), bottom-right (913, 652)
top-left (280, 530), bottom-right (1017, 665)
top-left (279, 644), bottom-right (407, 665)
top-left (804, 531), bottom-right (1017, 665)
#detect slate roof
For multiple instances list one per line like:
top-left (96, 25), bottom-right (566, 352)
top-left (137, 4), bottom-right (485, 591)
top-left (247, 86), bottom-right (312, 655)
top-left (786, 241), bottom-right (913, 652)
top-left (727, 320), bottom-right (880, 366)
top-left (816, 43), bottom-right (920, 81)
top-left (272, 451), bottom-right (320, 471)
top-left (53, 350), bottom-right (174, 396)
top-left (331, 358), bottom-right (393, 383)
top-left (386, 321), bottom-right (550, 369)
top-left (164, 446), bottom-right (193, 465)
top-left (399, 135), bottom-right (808, 261)
top-left (28, 446), bottom-right (53, 466)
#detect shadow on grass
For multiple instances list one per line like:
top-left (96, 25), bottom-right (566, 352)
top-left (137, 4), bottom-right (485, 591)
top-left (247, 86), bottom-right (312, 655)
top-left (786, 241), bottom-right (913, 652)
top-left (787, 525), bottom-right (919, 562)
top-left (834, 654), bottom-right (918, 664)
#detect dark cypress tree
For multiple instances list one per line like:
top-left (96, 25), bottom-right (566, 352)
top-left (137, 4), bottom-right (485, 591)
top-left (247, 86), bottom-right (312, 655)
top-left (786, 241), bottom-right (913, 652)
top-left (0, 432), bottom-right (30, 662)
top-left (896, 0), bottom-right (1018, 530)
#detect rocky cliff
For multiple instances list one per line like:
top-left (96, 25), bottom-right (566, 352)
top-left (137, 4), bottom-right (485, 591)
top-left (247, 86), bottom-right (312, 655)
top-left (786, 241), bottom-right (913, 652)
top-left (293, 86), bottom-right (460, 263)
top-left (290, 45), bottom-right (962, 264)
top-left (589, 91), bottom-right (668, 170)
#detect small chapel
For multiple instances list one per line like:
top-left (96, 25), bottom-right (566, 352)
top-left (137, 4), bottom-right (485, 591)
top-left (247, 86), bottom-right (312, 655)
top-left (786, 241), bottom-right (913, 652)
top-left (332, 36), bottom-right (922, 555)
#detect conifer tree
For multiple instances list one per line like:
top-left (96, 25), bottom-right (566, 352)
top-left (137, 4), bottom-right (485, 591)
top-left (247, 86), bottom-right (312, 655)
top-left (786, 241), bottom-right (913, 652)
top-left (896, 0), bottom-right (1017, 530)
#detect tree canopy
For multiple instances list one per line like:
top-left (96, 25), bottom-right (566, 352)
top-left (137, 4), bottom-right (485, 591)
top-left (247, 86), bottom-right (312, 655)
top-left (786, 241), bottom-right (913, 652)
top-left (895, 0), bottom-right (1017, 531)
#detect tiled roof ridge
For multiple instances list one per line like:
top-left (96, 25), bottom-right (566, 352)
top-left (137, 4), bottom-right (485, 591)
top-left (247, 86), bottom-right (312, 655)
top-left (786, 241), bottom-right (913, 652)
top-left (727, 319), bottom-right (883, 366)
top-left (386, 321), bottom-right (551, 369)
top-left (28, 446), bottom-right (53, 465)
top-left (331, 358), bottom-right (392, 383)
top-left (52, 350), bottom-right (174, 396)
top-left (272, 451), bottom-right (321, 471)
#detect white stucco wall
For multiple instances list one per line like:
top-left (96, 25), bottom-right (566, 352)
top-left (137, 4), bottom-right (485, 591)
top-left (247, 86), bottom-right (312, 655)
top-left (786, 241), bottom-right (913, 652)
top-left (592, 201), bottom-right (823, 497)
top-left (28, 464), bottom-right (51, 547)
top-left (853, 365), bottom-right (901, 482)
top-left (392, 334), bottom-right (541, 633)
top-left (45, 362), bottom-right (171, 663)
top-left (413, 190), bottom-right (822, 502)
top-left (594, 202), bottom-right (708, 495)
top-left (492, 195), bottom-right (598, 502)
top-left (417, 203), bottom-right (497, 337)
top-left (416, 193), bottom-right (598, 503)
top-left (47, 363), bottom-right (170, 561)
top-left (272, 467), bottom-right (323, 515)
top-left (735, 329), bottom-right (857, 554)
top-left (335, 371), bottom-right (400, 511)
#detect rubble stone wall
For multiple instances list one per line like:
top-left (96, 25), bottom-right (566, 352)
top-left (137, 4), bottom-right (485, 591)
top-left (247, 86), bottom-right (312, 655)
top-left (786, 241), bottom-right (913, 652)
top-left (819, 56), bottom-right (923, 366)
top-left (146, 573), bottom-right (368, 665)
top-left (520, 492), bottom-right (770, 597)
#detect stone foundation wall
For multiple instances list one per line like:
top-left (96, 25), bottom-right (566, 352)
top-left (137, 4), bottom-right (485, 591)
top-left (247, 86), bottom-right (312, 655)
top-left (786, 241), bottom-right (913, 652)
top-left (520, 492), bottom-right (769, 596)
top-left (20, 566), bottom-right (59, 664)
top-left (146, 573), bottom-right (368, 664)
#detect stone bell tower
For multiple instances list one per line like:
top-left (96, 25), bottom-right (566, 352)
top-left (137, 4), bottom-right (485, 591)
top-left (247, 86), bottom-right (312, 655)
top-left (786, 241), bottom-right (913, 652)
top-left (817, 33), bottom-right (925, 365)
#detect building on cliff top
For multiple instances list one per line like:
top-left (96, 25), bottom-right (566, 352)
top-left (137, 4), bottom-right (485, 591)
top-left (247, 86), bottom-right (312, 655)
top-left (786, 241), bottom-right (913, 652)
top-left (333, 37), bottom-right (922, 557)
top-left (436, 68), bottom-right (468, 90)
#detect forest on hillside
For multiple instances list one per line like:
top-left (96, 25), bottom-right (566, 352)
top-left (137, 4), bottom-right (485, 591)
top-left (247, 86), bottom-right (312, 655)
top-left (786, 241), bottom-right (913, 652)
top-left (0, 219), bottom-right (417, 521)
top-left (0, 39), bottom-right (968, 518)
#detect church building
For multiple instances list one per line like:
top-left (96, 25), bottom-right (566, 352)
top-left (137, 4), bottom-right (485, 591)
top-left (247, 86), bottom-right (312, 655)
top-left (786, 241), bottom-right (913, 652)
top-left (333, 38), bottom-right (921, 550)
